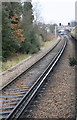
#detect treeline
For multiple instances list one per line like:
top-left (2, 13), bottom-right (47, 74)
top-left (2, 1), bottom-right (56, 61)
top-left (2, 2), bottom-right (41, 61)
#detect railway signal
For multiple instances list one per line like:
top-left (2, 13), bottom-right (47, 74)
top-left (68, 23), bottom-right (70, 26)
top-left (59, 23), bottom-right (61, 26)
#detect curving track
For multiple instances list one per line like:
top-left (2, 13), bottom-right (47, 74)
top-left (0, 36), bottom-right (67, 120)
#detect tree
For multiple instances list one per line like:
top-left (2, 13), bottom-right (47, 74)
top-left (19, 1), bottom-right (40, 54)
top-left (2, 1), bottom-right (41, 60)
top-left (19, 28), bottom-right (40, 54)
top-left (70, 21), bottom-right (77, 27)
top-left (22, 2), bottom-right (34, 31)
top-left (49, 23), bottom-right (57, 34)
top-left (32, 1), bottom-right (42, 24)
top-left (11, 14), bottom-right (25, 42)
top-left (2, 3), bottom-right (20, 60)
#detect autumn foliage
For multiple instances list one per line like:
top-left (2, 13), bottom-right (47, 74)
top-left (11, 15), bottom-right (25, 42)
top-left (2, 2), bottom-right (41, 61)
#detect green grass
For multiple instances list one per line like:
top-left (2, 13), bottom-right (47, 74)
top-left (71, 28), bottom-right (77, 34)
top-left (75, 28), bottom-right (77, 33)
top-left (1, 54), bottom-right (31, 72)
top-left (43, 41), bottom-right (52, 47)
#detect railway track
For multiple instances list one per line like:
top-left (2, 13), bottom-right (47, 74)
top-left (71, 34), bottom-right (77, 40)
top-left (0, 36), bottom-right (67, 120)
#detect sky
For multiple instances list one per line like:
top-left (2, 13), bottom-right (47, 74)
top-left (32, 0), bottom-right (76, 25)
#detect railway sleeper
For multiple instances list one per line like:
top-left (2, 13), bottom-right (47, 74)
top-left (0, 101), bottom-right (18, 106)
top-left (0, 98), bottom-right (21, 102)
top-left (3, 86), bottom-right (29, 91)
top-left (0, 115), bottom-right (8, 119)
top-left (2, 91), bottom-right (26, 95)
top-left (0, 106), bottom-right (15, 110)
top-left (0, 110), bottom-right (11, 115)
top-left (0, 94), bottom-right (24, 98)
top-left (4, 88), bottom-right (28, 92)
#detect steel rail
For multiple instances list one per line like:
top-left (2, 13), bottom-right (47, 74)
top-left (0, 39), bottom-right (61, 91)
top-left (6, 37), bottom-right (67, 120)
top-left (71, 34), bottom-right (77, 40)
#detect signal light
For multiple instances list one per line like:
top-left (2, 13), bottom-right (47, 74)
top-left (59, 23), bottom-right (61, 26)
top-left (68, 23), bottom-right (70, 26)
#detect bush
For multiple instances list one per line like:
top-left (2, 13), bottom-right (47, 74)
top-left (19, 30), bottom-right (40, 54)
top-left (69, 56), bottom-right (77, 66)
top-left (29, 44), bottom-right (39, 54)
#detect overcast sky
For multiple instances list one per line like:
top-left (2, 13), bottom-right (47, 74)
top-left (32, 0), bottom-right (76, 25)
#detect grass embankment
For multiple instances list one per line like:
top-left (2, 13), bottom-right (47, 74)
top-left (1, 41), bottom-right (52, 72)
top-left (71, 28), bottom-right (77, 34)
top-left (1, 54), bottom-right (31, 72)
top-left (43, 41), bottom-right (52, 46)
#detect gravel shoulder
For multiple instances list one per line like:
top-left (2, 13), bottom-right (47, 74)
top-left (31, 36), bottom-right (76, 119)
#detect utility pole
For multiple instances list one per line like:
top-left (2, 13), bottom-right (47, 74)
top-left (55, 25), bottom-right (57, 38)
